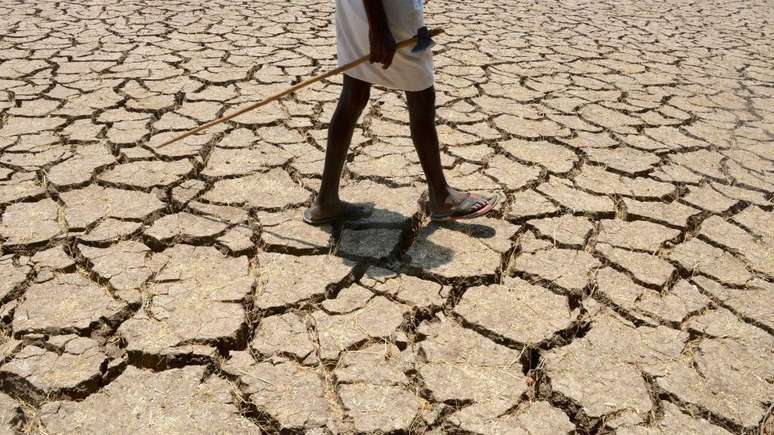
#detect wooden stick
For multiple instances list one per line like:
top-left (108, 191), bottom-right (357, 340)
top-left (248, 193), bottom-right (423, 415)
top-left (157, 28), bottom-right (444, 149)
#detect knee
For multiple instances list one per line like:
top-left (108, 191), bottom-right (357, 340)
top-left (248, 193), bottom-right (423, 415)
top-left (407, 87), bottom-right (436, 122)
top-left (337, 76), bottom-right (371, 117)
top-left (410, 86), bottom-right (436, 106)
top-left (341, 86), bottom-right (370, 116)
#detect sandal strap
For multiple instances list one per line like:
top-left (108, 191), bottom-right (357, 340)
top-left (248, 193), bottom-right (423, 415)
top-left (431, 193), bottom-right (492, 219)
top-left (449, 194), bottom-right (487, 218)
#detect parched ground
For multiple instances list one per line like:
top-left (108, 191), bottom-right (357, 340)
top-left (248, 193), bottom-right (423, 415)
top-left (0, 0), bottom-right (772, 433)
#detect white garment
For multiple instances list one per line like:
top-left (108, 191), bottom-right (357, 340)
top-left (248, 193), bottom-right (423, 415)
top-left (336, 0), bottom-right (434, 92)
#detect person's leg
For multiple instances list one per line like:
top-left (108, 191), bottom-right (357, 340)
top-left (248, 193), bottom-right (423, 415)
top-left (305, 74), bottom-right (373, 223)
top-left (405, 86), bottom-right (492, 217)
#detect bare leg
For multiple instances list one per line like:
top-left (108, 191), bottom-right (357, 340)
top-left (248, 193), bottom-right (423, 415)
top-left (305, 75), bottom-right (373, 223)
top-left (405, 86), bottom-right (490, 216)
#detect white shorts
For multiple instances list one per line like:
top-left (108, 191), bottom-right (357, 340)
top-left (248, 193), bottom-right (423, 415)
top-left (335, 0), bottom-right (435, 92)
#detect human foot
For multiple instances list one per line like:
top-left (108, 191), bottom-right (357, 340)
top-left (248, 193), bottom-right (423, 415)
top-left (303, 200), bottom-right (373, 226)
top-left (419, 187), bottom-right (498, 221)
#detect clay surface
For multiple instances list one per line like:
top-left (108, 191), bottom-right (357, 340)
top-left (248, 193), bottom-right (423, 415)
top-left (0, 0), bottom-right (771, 433)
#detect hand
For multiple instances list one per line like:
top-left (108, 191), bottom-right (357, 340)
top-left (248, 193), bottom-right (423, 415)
top-left (369, 27), bottom-right (397, 69)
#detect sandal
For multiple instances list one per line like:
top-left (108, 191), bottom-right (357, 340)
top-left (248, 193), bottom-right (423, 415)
top-left (418, 191), bottom-right (499, 222)
top-left (302, 202), bottom-right (373, 226)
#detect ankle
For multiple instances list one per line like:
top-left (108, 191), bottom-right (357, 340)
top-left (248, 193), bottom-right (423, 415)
top-left (315, 195), bottom-right (340, 207)
top-left (428, 184), bottom-right (452, 204)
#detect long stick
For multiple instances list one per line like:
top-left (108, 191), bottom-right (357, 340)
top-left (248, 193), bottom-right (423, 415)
top-left (157, 28), bottom-right (444, 149)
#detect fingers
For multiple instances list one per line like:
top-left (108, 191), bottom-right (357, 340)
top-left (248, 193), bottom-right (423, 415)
top-left (371, 49), bottom-right (387, 67)
top-left (370, 46), bottom-right (395, 69)
top-left (382, 45), bottom-right (395, 69)
top-left (382, 36), bottom-right (397, 69)
top-left (368, 32), bottom-right (397, 69)
top-left (369, 43), bottom-right (384, 65)
top-left (368, 32), bottom-right (380, 64)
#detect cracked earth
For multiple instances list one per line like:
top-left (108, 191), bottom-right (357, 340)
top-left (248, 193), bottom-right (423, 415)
top-left (0, 0), bottom-right (772, 433)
